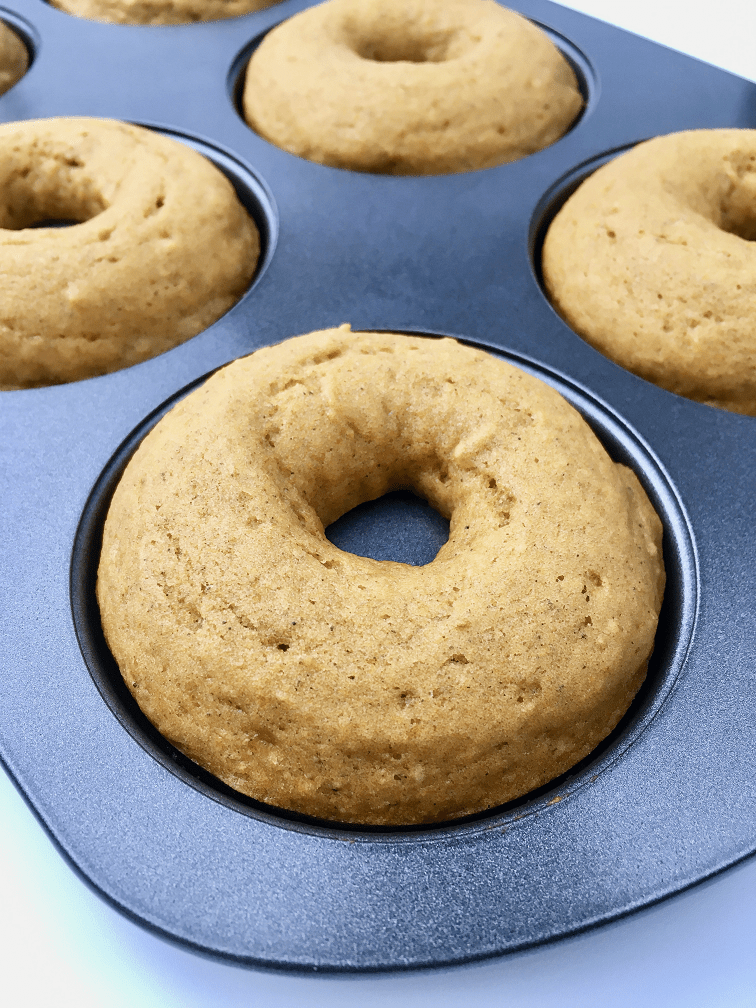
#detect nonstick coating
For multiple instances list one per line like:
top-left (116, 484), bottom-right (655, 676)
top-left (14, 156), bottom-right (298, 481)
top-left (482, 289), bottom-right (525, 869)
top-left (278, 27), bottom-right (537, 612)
top-left (1, 0), bottom-right (756, 972)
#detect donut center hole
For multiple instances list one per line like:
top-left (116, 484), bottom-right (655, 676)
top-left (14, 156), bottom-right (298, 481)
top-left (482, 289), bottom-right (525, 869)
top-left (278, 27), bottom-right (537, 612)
top-left (0, 160), bottom-right (107, 230)
top-left (325, 490), bottom-right (449, 565)
top-left (719, 202), bottom-right (756, 242)
top-left (353, 28), bottom-right (458, 64)
top-left (27, 218), bottom-right (83, 228)
top-left (718, 156), bottom-right (756, 241)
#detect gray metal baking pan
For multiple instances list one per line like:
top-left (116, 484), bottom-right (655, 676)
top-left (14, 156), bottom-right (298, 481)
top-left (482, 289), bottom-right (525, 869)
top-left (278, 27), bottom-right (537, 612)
top-left (1, 0), bottom-right (755, 972)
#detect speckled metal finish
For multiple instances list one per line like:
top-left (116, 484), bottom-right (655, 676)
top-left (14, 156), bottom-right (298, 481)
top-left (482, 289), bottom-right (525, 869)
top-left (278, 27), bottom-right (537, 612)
top-left (1, 0), bottom-right (755, 973)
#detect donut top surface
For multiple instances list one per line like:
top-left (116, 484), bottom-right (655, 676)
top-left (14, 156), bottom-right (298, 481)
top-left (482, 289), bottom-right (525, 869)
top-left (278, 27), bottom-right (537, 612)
top-left (49, 0), bottom-right (283, 27)
top-left (97, 328), bottom-right (665, 825)
top-left (243, 0), bottom-right (583, 175)
top-left (0, 21), bottom-right (27, 96)
top-left (0, 118), bottom-right (259, 390)
top-left (543, 128), bottom-right (756, 415)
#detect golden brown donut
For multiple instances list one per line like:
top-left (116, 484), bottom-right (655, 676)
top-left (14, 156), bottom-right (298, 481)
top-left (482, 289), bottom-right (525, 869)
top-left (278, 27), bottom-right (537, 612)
top-left (0, 21), bottom-right (27, 95)
top-left (243, 0), bottom-right (583, 175)
top-left (0, 118), bottom-right (258, 390)
top-left (543, 129), bottom-right (756, 415)
top-left (49, 0), bottom-right (283, 27)
top-left (98, 327), bottom-right (665, 825)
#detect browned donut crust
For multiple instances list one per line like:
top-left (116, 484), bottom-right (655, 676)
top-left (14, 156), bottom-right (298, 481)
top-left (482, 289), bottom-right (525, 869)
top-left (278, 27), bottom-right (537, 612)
top-left (543, 129), bottom-right (756, 415)
top-left (0, 21), bottom-right (27, 95)
top-left (49, 0), bottom-right (283, 27)
top-left (243, 0), bottom-right (582, 175)
top-left (98, 327), bottom-right (665, 825)
top-left (0, 118), bottom-right (258, 390)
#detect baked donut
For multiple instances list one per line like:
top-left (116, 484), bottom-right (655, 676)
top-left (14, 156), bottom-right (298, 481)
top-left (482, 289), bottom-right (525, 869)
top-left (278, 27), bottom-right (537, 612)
top-left (543, 129), bottom-right (756, 415)
top-left (242, 0), bottom-right (583, 175)
top-left (0, 118), bottom-right (258, 390)
top-left (0, 21), bottom-right (27, 95)
top-left (97, 327), bottom-right (665, 826)
top-left (49, 0), bottom-right (282, 27)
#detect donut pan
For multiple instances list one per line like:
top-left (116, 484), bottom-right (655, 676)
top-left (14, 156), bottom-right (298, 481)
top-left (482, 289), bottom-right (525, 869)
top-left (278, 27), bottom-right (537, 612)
top-left (2, 0), bottom-right (756, 973)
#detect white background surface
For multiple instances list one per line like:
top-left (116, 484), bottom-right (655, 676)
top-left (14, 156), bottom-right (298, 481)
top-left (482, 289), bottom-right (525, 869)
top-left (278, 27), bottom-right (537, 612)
top-left (3, 2), bottom-right (756, 1005)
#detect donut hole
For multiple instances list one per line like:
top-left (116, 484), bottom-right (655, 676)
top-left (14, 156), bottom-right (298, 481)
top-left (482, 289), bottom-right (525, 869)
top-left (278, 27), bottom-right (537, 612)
top-left (0, 161), bottom-right (106, 230)
top-left (26, 218), bottom-right (84, 229)
top-left (718, 157), bottom-right (756, 241)
top-left (351, 27), bottom-right (459, 64)
top-left (325, 489), bottom-right (450, 565)
top-left (719, 213), bottom-right (756, 242)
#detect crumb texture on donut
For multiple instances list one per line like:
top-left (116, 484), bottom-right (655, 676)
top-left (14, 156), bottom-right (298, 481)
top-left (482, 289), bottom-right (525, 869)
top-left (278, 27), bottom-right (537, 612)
top-left (243, 0), bottom-right (582, 175)
top-left (98, 328), bottom-right (664, 825)
top-left (0, 118), bottom-right (258, 390)
top-left (543, 129), bottom-right (756, 415)
top-left (0, 21), bottom-right (27, 95)
top-left (50, 0), bottom-right (282, 27)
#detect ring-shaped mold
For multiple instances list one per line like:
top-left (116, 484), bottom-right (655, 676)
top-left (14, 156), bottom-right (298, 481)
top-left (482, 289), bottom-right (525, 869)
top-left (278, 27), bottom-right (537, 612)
top-left (0, 121), bottom-right (278, 393)
top-left (532, 134), bottom-right (756, 415)
top-left (228, 10), bottom-right (595, 174)
top-left (71, 334), bottom-right (697, 839)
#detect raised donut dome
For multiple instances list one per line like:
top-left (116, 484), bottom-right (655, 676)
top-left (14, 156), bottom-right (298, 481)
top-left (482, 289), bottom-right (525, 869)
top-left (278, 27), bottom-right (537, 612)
top-left (543, 129), bottom-right (756, 415)
top-left (97, 327), bottom-right (665, 825)
top-left (242, 0), bottom-right (583, 175)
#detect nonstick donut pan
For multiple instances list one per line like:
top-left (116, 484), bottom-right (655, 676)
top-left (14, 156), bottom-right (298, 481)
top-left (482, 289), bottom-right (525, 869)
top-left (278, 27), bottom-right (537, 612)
top-left (2, 0), bottom-right (756, 973)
